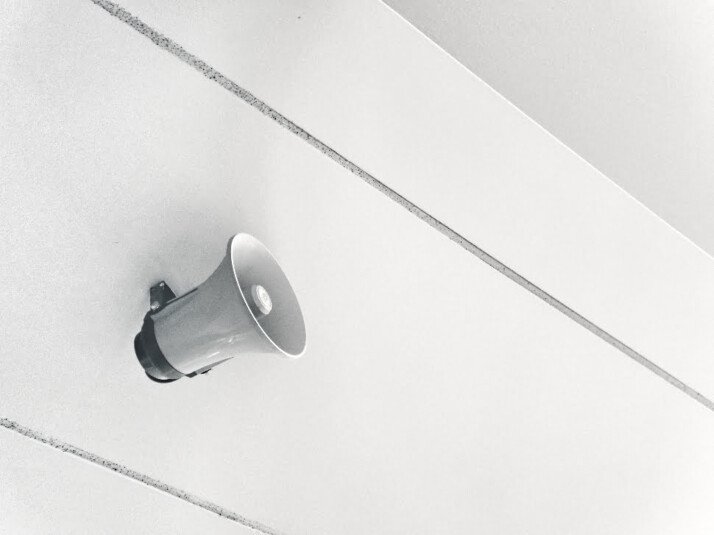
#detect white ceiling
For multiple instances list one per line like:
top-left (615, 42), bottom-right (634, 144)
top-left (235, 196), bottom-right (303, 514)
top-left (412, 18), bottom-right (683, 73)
top-left (95, 0), bottom-right (714, 402)
top-left (3, 1), bottom-right (714, 533)
top-left (385, 0), bottom-right (714, 257)
top-left (0, 428), bottom-right (248, 534)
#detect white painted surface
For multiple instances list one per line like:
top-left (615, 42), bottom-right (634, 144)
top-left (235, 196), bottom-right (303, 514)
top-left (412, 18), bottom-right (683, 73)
top-left (0, 428), bottom-right (248, 534)
top-left (2, 1), bottom-right (714, 534)
top-left (105, 0), bottom-right (714, 400)
top-left (385, 0), bottom-right (714, 259)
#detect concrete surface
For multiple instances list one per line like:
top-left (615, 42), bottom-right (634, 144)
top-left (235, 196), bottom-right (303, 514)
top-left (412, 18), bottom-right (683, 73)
top-left (0, 424), bottom-right (251, 534)
top-left (107, 0), bottom-right (714, 401)
top-left (2, 1), bottom-right (714, 534)
top-left (385, 0), bottom-right (714, 259)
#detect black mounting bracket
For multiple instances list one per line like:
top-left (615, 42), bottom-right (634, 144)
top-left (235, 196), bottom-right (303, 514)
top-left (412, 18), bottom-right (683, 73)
top-left (149, 281), bottom-right (176, 313)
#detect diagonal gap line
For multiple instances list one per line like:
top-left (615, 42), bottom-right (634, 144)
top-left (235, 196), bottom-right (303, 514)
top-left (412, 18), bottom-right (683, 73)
top-left (88, 0), bottom-right (714, 413)
top-left (0, 418), bottom-right (285, 535)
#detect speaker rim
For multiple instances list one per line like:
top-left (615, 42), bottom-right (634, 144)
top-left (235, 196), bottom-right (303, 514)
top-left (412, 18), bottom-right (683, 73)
top-left (227, 233), bottom-right (307, 359)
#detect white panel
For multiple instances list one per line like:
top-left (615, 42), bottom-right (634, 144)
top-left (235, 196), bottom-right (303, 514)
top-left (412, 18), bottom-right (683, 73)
top-left (2, 2), bottom-right (714, 535)
top-left (0, 428), bottom-right (249, 534)
top-left (108, 0), bottom-right (714, 399)
top-left (385, 0), bottom-right (714, 259)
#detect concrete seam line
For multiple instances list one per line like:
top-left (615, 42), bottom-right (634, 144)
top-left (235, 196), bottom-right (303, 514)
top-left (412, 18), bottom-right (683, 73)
top-left (0, 418), bottom-right (285, 535)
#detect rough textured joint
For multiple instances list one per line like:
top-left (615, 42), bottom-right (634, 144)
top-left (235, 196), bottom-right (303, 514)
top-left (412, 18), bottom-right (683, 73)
top-left (0, 418), bottom-right (285, 535)
top-left (86, 0), bottom-right (714, 413)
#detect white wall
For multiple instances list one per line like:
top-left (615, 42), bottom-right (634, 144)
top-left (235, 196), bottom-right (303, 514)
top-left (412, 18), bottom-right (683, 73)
top-left (385, 0), bottom-right (714, 257)
top-left (2, 1), bottom-right (714, 534)
top-left (97, 0), bottom-right (714, 402)
top-left (0, 427), bottom-right (249, 534)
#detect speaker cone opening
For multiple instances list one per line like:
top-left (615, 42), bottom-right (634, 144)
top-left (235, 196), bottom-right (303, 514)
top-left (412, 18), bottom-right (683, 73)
top-left (229, 234), bottom-right (307, 358)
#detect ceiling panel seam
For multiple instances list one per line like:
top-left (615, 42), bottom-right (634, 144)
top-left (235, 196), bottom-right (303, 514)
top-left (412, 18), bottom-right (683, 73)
top-left (0, 418), bottom-right (284, 535)
top-left (86, 0), bottom-right (714, 414)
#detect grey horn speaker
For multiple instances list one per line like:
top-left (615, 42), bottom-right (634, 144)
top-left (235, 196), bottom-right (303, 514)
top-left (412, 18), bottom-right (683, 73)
top-left (134, 233), bottom-right (307, 382)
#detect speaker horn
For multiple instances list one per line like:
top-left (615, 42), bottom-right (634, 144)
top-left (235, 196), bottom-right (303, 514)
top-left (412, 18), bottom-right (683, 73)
top-left (134, 233), bottom-right (307, 382)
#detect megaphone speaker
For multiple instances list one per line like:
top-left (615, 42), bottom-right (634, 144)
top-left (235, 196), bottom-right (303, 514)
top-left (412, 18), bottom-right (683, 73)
top-left (134, 233), bottom-right (307, 382)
